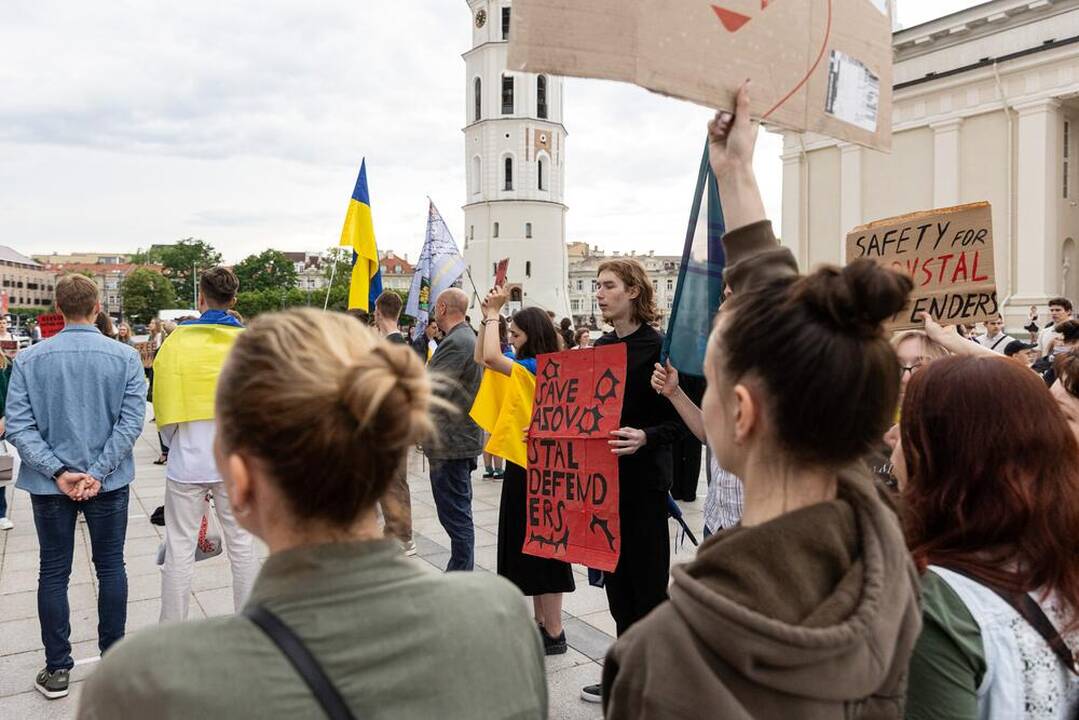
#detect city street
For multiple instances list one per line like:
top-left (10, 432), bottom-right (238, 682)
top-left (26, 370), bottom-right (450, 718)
top-left (0, 409), bottom-right (705, 719)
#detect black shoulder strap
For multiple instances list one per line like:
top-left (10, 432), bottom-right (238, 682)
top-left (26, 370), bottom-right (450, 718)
top-left (244, 604), bottom-right (357, 720)
top-left (990, 335), bottom-right (1008, 351)
top-left (937, 565), bottom-right (1079, 676)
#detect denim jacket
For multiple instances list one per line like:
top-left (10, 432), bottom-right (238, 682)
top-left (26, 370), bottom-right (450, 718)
top-left (7, 324), bottom-right (146, 495)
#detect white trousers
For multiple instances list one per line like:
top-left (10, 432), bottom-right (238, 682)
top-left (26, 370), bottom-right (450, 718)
top-left (159, 480), bottom-right (260, 622)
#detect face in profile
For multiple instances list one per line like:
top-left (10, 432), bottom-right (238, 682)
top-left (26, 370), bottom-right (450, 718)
top-left (508, 322), bottom-right (527, 353)
top-left (595, 270), bottom-right (636, 324)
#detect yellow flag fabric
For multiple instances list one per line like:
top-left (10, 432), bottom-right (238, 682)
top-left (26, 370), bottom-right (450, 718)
top-left (469, 363), bottom-right (536, 469)
top-left (339, 159), bottom-right (382, 312)
top-left (152, 324), bottom-right (243, 426)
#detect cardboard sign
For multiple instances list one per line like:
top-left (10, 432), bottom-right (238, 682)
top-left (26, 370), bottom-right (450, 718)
top-left (846, 202), bottom-right (997, 331)
top-left (37, 313), bottom-right (65, 339)
top-left (494, 258), bottom-right (510, 288)
top-left (507, 0), bottom-right (893, 151)
top-left (525, 344), bottom-right (626, 571)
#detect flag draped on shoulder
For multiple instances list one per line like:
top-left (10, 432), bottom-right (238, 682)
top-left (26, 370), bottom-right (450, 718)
top-left (662, 142), bottom-right (727, 378)
top-left (407, 200), bottom-right (467, 326)
top-left (152, 321), bottom-right (243, 426)
top-left (470, 363), bottom-right (536, 469)
top-left (339, 159), bottom-right (383, 311)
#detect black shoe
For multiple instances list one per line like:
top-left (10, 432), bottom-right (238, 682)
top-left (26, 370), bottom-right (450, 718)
top-left (492, 469), bottom-right (504, 480)
top-left (35, 668), bottom-right (69, 699)
top-left (542, 627), bottom-right (568, 655)
top-left (482, 468), bottom-right (495, 479)
top-left (580, 683), bottom-right (602, 703)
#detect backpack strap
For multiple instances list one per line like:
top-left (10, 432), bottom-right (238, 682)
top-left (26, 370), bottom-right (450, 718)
top-left (937, 564), bottom-right (1078, 676)
top-left (244, 604), bottom-right (357, 720)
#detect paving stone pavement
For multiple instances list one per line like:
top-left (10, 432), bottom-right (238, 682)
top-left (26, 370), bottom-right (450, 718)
top-left (0, 409), bottom-right (707, 719)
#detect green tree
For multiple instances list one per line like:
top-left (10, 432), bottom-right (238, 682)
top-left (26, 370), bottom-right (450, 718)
top-left (158, 238), bottom-right (222, 307)
top-left (122, 268), bottom-right (177, 324)
top-left (233, 249), bottom-right (299, 293)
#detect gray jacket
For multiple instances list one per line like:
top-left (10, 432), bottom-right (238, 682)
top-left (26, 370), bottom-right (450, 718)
top-left (425, 321), bottom-right (483, 460)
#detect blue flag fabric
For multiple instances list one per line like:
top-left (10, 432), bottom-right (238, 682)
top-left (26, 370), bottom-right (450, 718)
top-left (406, 200), bottom-right (468, 326)
top-left (662, 142), bottom-right (727, 378)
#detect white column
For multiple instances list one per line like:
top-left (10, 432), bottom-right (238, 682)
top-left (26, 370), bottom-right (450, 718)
top-left (931, 118), bottom-right (962, 207)
top-left (781, 136), bottom-right (806, 267)
top-left (838, 142), bottom-right (862, 257)
top-left (1014, 98), bottom-right (1062, 305)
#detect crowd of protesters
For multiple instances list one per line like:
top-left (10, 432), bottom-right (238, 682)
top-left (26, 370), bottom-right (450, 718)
top-left (0, 82), bottom-right (1075, 720)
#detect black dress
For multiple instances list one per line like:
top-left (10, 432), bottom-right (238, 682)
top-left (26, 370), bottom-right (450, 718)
top-left (497, 462), bottom-right (576, 596)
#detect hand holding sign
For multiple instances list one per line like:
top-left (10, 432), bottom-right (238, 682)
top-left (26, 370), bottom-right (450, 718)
top-left (708, 81), bottom-right (757, 177)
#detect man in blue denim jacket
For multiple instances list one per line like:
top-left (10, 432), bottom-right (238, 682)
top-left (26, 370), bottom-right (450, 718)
top-left (5, 274), bottom-right (146, 700)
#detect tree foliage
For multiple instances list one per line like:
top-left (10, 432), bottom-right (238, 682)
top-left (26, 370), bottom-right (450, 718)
top-left (122, 268), bottom-right (177, 324)
top-left (158, 238), bottom-right (223, 307)
top-left (233, 249), bottom-right (298, 293)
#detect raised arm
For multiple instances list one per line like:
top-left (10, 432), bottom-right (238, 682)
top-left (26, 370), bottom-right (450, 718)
top-left (922, 313), bottom-right (997, 358)
top-left (479, 287), bottom-right (514, 376)
top-left (708, 81), bottom-right (766, 233)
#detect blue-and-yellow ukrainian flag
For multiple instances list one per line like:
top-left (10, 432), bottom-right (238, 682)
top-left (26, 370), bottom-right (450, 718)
top-left (339, 159), bottom-right (383, 311)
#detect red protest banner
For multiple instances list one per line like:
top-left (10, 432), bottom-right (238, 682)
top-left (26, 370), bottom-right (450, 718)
top-left (494, 258), bottom-right (510, 287)
top-left (524, 344), bottom-right (626, 571)
top-left (37, 313), bottom-right (65, 339)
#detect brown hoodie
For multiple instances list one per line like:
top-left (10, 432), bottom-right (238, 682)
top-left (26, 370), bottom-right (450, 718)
top-left (602, 469), bottom-right (921, 719)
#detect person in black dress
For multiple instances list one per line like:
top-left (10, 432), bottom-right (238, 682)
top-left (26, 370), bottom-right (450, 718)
top-left (475, 287), bottom-right (575, 655)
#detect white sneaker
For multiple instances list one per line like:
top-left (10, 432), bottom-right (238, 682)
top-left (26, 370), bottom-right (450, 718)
top-left (403, 540), bottom-right (418, 557)
top-left (0, 517), bottom-right (12, 531)
top-left (581, 684), bottom-right (602, 703)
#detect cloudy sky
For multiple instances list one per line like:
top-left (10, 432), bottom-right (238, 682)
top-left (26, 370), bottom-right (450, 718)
top-left (0, 0), bottom-right (982, 264)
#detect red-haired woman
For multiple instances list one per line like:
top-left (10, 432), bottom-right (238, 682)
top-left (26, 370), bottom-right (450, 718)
top-left (893, 356), bottom-right (1079, 719)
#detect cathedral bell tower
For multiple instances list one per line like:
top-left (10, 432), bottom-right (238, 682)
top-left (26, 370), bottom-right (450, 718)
top-left (462, 0), bottom-right (571, 318)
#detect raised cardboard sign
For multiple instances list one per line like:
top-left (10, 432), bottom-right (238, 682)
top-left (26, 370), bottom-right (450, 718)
top-left (845, 202), bottom-right (997, 331)
top-left (506, 0), bottom-right (893, 151)
top-left (525, 344), bottom-right (626, 572)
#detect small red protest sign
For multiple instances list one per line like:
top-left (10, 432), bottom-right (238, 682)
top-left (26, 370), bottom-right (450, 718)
top-left (494, 258), bottom-right (510, 287)
top-left (525, 344), bottom-right (626, 571)
top-left (37, 313), bottom-right (65, 339)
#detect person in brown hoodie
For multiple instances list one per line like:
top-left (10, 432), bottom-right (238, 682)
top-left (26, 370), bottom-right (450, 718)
top-left (601, 82), bottom-right (923, 719)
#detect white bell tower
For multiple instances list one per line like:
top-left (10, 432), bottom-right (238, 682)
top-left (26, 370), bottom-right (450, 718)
top-left (462, 0), bottom-right (571, 318)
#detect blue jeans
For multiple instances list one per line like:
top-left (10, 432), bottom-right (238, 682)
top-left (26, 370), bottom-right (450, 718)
top-left (0, 486), bottom-right (7, 517)
top-left (31, 486), bottom-right (129, 671)
top-left (429, 458), bottom-right (476, 571)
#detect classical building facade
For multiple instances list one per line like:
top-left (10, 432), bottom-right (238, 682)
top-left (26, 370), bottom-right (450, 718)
top-left (461, 0), bottom-right (571, 318)
top-left (566, 242), bottom-right (682, 331)
top-left (780, 0), bottom-right (1079, 329)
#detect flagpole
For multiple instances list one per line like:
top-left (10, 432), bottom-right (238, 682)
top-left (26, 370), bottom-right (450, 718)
top-left (323, 250), bottom-right (338, 311)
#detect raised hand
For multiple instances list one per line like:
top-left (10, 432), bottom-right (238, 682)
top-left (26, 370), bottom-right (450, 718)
top-left (708, 80), bottom-right (758, 179)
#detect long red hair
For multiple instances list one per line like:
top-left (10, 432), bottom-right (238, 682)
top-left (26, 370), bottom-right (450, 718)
top-left (901, 355), bottom-right (1079, 626)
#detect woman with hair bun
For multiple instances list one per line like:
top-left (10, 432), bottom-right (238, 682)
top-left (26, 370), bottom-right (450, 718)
top-left (603, 259), bottom-right (923, 718)
top-left (78, 308), bottom-right (547, 720)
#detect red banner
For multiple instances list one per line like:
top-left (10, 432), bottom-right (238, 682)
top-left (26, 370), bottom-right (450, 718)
top-left (37, 313), bottom-right (65, 338)
top-left (524, 344), bottom-right (626, 571)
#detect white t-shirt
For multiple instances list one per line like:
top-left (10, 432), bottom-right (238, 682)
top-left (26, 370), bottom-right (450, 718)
top-left (978, 332), bottom-right (1015, 354)
top-left (161, 420), bottom-right (221, 484)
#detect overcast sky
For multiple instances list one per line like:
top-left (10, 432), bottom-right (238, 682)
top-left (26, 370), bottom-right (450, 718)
top-left (0, 1), bottom-right (983, 264)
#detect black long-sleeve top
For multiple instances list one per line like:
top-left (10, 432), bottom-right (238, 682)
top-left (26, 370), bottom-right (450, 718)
top-left (595, 323), bottom-right (687, 494)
